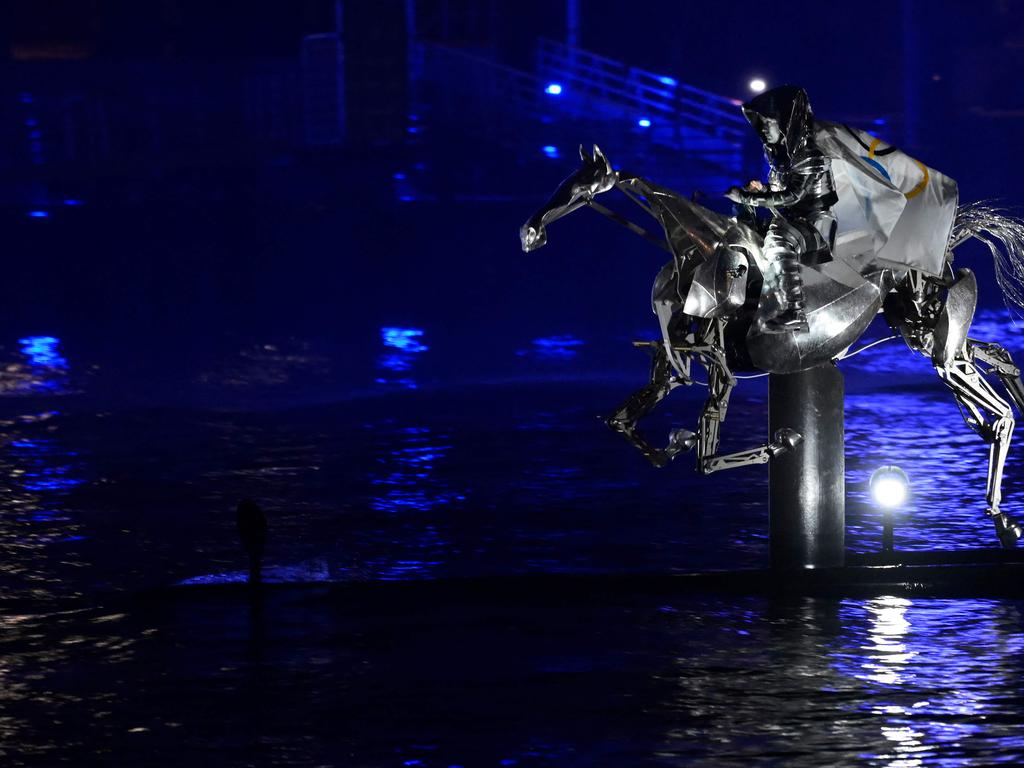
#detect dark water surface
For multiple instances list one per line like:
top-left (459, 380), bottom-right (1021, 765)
top-left (3, 325), bottom-right (1024, 765)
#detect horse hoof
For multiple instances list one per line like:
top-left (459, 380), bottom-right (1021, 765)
top-left (991, 511), bottom-right (1022, 549)
top-left (646, 450), bottom-right (670, 469)
top-left (667, 428), bottom-right (696, 453)
top-left (770, 428), bottom-right (803, 453)
top-left (604, 416), bottom-right (627, 435)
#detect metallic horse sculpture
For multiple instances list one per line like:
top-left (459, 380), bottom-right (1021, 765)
top-left (520, 144), bottom-right (1024, 548)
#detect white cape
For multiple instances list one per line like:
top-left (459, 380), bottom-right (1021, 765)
top-left (815, 120), bottom-right (958, 277)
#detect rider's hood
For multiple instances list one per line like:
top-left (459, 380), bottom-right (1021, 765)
top-left (742, 85), bottom-right (813, 167)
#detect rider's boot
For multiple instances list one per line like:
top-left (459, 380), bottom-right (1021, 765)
top-left (765, 254), bottom-right (809, 334)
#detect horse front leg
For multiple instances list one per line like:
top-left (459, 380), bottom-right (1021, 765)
top-left (694, 322), bottom-right (803, 474)
top-left (606, 344), bottom-right (693, 468)
top-left (936, 346), bottom-right (1023, 548)
top-left (696, 347), bottom-right (802, 474)
top-left (696, 345), bottom-right (733, 473)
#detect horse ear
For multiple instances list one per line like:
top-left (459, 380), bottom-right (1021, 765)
top-left (593, 144), bottom-right (611, 174)
top-left (579, 144), bottom-right (590, 163)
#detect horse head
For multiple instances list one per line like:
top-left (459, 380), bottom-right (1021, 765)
top-left (520, 145), bottom-right (616, 252)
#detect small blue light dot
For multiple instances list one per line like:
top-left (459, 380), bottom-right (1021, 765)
top-left (28, 210), bottom-right (49, 218)
top-left (542, 145), bottom-right (559, 158)
top-left (637, 118), bottom-right (651, 128)
top-left (657, 75), bottom-right (677, 86)
top-left (544, 82), bottom-right (563, 95)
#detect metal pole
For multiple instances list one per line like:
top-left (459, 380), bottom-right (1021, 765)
top-left (882, 510), bottom-right (894, 555)
top-left (769, 364), bottom-right (845, 569)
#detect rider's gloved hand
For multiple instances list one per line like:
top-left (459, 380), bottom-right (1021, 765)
top-left (725, 186), bottom-right (746, 203)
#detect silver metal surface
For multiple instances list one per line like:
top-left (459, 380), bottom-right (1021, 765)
top-left (932, 268), bottom-right (977, 367)
top-left (769, 365), bottom-right (845, 568)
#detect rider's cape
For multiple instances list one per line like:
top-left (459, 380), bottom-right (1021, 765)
top-left (814, 120), bottom-right (958, 278)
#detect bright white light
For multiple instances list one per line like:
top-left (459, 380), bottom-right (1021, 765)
top-left (749, 78), bottom-right (767, 93)
top-left (873, 478), bottom-right (907, 508)
top-left (544, 83), bottom-right (563, 95)
top-left (637, 118), bottom-right (651, 128)
top-left (870, 466), bottom-right (909, 509)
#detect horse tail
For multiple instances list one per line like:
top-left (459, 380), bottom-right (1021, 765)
top-left (952, 202), bottom-right (1024, 315)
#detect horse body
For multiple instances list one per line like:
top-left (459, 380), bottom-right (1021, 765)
top-left (521, 147), bottom-right (1024, 547)
top-left (627, 174), bottom-right (895, 375)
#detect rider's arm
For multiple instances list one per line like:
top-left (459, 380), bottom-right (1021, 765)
top-left (727, 149), bottom-right (832, 209)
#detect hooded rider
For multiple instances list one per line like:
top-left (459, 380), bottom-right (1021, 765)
top-left (726, 86), bottom-right (837, 333)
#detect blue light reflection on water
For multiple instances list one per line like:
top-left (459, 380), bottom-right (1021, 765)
top-left (382, 327), bottom-right (428, 353)
top-left (9, 438), bottom-right (83, 493)
top-left (516, 334), bottom-right (585, 359)
top-left (0, 335), bottom-right (74, 395)
top-left (831, 597), bottom-right (1024, 765)
top-left (376, 327), bottom-right (428, 389)
top-left (365, 424), bottom-right (466, 580)
top-left (19, 336), bottom-right (68, 368)
top-left (369, 426), bottom-right (465, 514)
top-left (0, 376), bottom-right (1023, 762)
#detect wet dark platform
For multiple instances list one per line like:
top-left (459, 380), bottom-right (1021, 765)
top-left (158, 549), bottom-right (1024, 603)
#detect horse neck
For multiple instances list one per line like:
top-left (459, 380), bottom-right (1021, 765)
top-left (625, 177), bottom-right (731, 259)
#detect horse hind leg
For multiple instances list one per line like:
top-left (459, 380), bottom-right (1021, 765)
top-left (970, 339), bottom-right (1024, 545)
top-left (936, 347), bottom-right (1023, 548)
top-left (606, 344), bottom-right (693, 468)
top-left (971, 339), bottom-right (1024, 413)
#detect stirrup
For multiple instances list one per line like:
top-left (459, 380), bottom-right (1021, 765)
top-left (764, 308), bottom-right (809, 334)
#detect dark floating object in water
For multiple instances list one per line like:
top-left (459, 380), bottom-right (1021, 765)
top-left (236, 498), bottom-right (268, 584)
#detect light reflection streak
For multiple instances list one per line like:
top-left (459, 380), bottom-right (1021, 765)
top-left (836, 598), bottom-right (1024, 765)
top-left (376, 327), bottom-right (428, 389)
top-left (19, 337), bottom-right (67, 369)
top-left (516, 335), bottom-right (585, 360)
top-left (369, 426), bottom-right (463, 514)
top-left (365, 424), bottom-right (464, 579)
top-left (0, 414), bottom-right (88, 601)
top-left (861, 597), bottom-right (916, 687)
top-left (0, 336), bottom-right (72, 395)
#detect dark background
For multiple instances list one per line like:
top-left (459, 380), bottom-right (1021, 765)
top-left (0, 0), bottom-right (1021, 400)
top-left (3, 6), bottom-right (1024, 765)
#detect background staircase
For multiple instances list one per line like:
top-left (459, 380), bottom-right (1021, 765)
top-left (412, 37), bottom-right (758, 201)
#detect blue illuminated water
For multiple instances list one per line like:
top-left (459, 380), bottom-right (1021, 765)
top-left (2, 317), bottom-right (1024, 764)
